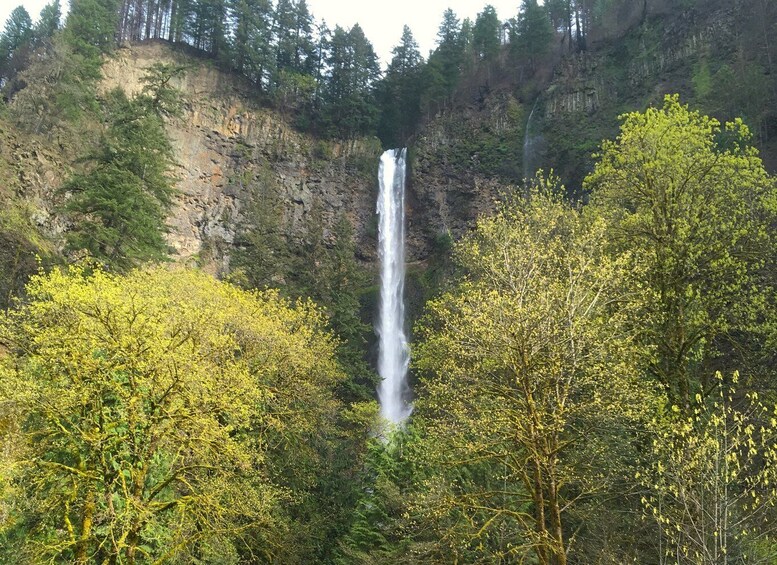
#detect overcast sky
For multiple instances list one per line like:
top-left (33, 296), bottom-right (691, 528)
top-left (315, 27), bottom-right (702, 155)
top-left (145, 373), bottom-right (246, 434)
top-left (1, 0), bottom-right (524, 66)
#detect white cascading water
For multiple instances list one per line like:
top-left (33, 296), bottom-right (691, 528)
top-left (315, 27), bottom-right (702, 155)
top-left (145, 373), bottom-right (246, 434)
top-left (376, 148), bottom-right (412, 425)
top-left (523, 97), bottom-right (540, 180)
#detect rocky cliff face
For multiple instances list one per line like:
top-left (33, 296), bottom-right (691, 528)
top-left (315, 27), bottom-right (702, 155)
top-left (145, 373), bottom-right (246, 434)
top-left (544, 3), bottom-right (736, 120)
top-left (101, 42), bottom-right (516, 270)
top-left (0, 120), bottom-right (69, 231)
top-left (100, 42), bottom-right (382, 273)
top-left (407, 91), bottom-right (529, 260)
top-left (404, 0), bottom-right (777, 213)
top-left (6, 0), bottom-right (771, 280)
top-left (4, 40), bottom-right (484, 276)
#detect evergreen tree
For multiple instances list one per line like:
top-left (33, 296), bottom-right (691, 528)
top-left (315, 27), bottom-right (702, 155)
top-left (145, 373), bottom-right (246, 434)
top-left (167, 0), bottom-right (188, 42)
top-left (64, 0), bottom-right (120, 60)
top-left (573, 0), bottom-right (590, 51)
top-left (271, 0), bottom-right (316, 123)
top-left (32, 0), bottom-right (61, 44)
top-left (231, 162), bottom-right (292, 290)
top-left (473, 4), bottom-right (501, 62)
top-left (63, 78), bottom-right (179, 270)
top-left (0, 7), bottom-right (32, 55)
top-left (190, 0), bottom-right (228, 57)
top-left (377, 25), bottom-right (423, 146)
top-left (422, 9), bottom-right (463, 112)
top-left (274, 0), bottom-right (315, 77)
top-left (321, 24), bottom-right (380, 139)
top-left (436, 7), bottom-right (463, 88)
top-left (545, 0), bottom-right (573, 50)
top-left (292, 0), bottom-right (316, 74)
top-left (511, 0), bottom-right (554, 68)
top-left (0, 6), bottom-right (32, 86)
top-left (337, 431), bottom-right (419, 562)
top-left (274, 0), bottom-right (296, 74)
top-left (297, 212), bottom-right (374, 399)
top-left (459, 16), bottom-right (476, 72)
top-left (419, 54), bottom-right (447, 117)
top-left (229, 0), bottom-right (274, 86)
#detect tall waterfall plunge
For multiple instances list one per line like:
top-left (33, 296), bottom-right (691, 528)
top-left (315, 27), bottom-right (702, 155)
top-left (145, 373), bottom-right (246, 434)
top-left (376, 148), bottom-right (412, 425)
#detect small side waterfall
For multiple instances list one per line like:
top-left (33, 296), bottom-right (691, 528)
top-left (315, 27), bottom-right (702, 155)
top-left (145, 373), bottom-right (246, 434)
top-left (376, 148), bottom-right (412, 425)
top-left (523, 97), bottom-right (540, 180)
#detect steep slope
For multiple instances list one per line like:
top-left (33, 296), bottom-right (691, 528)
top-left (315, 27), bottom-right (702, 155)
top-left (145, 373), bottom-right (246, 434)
top-left (0, 118), bottom-right (65, 307)
top-left (407, 0), bottom-right (777, 223)
top-left (4, 0), bottom-right (774, 289)
top-left (100, 42), bottom-right (382, 273)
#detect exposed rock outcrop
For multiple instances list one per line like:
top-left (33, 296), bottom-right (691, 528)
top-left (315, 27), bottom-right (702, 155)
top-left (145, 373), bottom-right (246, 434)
top-left (101, 42), bottom-right (382, 273)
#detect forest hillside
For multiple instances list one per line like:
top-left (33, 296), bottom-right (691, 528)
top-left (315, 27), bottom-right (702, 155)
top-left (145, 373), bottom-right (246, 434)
top-left (1, 0), bottom-right (777, 563)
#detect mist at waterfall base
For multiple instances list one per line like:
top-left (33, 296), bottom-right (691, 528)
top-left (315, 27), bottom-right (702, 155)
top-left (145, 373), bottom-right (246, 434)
top-left (376, 148), bottom-right (413, 425)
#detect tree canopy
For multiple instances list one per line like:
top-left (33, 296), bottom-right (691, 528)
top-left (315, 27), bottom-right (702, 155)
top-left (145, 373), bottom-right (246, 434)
top-left (413, 176), bottom-right (656, 564)
top-left (585, 94), bottom-right (776, 408)
top-left (0, 265), bottom-right (345, 563)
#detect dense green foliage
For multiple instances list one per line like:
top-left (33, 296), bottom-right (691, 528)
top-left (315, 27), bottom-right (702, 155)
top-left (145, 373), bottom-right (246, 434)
top-left (412, 179), bottom-right (653, 563)
top-left (1, 0), bottom-right (553, 144)
top-left (0, 266), bottom-right (352, 563)
top-left (511, 0), bottom-right (554, 66)
top-left (63, 65), bottom-right (183, 270)
top-left (3, 0), bottom-right (777, 562)
top-left (0, 6), bottom-right (32, 84)
top-left (376, 25), bottom-right (423, 148)
top-left (232, 185), bottom-right (377, 400)
top-left (336, 100), bottom-right (777, 565)
top-left (586, 95), bottom-right (775, 408)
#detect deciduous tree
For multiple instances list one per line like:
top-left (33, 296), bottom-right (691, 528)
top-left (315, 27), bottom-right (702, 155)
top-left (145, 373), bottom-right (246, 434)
top-left (414, 176), bottom-right (655, 564)
top-left (585, 95), bottom-right (775, 408)
top-left (0, 266), bottom-right (345, 563)
top-left (641, 372), bottom-right (777, 564)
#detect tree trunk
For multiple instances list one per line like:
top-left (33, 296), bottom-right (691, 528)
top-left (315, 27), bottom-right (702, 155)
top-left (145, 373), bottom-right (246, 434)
top-left (547, 470), bottom-right (567, 565)
top-left (533, 457), bottom-right (549, 565)
top-left (75, 488), bottom-right (96, 564)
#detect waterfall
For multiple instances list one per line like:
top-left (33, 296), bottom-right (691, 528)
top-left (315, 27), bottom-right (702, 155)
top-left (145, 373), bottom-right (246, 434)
top-left (523, 97), bottom-right (540, 180)
top-left (376, 148), bottom-right (412, 425)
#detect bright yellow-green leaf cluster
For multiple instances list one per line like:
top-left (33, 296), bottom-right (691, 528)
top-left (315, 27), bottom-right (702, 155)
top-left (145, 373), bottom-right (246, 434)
top-left (0, 265), bottom-right (344, 563)
top-left (412, 176), bottom-right (658, 564)
top-left (586, 94), bottom-right (775, 407)
top-left (640, 372), bottom-right (777, 564)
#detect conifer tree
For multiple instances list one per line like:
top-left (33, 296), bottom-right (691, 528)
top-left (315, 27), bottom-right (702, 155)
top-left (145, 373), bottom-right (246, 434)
top-left (512, 0), bottom-right (553, 68)
top-left (63, 71), bottom-right (181, 270)
top-left (435, 8), bottom-right (463, 92)
top-left (0, 6), bottom-right (32, 56)
top-left (274, 0), bottom-right (315, 77)
top-left (0, 6), bottom-right (32, 86)
top-left (64, 0), bottom-right (119, 60)
top-left (377, 25), bottom-right (423, 146)
top-left (32, 0), bottom-right (61, 44)
top-left (229, 0), bottom-right (273, 85)
top-left (473, 4), bottom-right (501, 62)
top-left (321, 24), bottom-right (380, 139)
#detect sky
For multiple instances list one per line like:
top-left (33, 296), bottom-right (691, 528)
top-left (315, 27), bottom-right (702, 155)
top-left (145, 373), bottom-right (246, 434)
top-left (0, 0), bottom-right (524, 66)
top-left (304, 0), bottom-right (522, 64)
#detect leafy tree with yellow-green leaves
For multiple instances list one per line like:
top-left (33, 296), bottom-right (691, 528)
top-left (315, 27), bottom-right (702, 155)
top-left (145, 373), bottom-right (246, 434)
top-left (0, 265), bottom-right (345, 563)
top-left (413, 176), bottom-right (658, 565)
top-left (585, 94), bottom-right (776, 409)
top-left (640, 372), bottom-right (777, 564)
